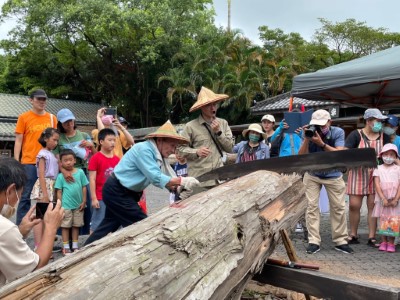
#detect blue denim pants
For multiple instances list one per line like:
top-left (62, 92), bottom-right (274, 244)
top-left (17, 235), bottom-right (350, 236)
top-left (16, 164), bottom-right (37, 225)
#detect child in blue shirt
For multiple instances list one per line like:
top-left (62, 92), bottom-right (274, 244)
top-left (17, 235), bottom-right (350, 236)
top-left (55, 149), bottom-right (89, 255)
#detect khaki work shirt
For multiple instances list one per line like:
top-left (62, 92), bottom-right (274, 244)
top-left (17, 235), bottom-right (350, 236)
top-left (179, 115), bottom-right (233, 185)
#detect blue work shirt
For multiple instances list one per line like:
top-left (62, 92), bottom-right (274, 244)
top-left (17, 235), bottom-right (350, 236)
top-left (113, 140), bottom-right (171, 192)
top-left (309, 126), bottom-right (344, 179)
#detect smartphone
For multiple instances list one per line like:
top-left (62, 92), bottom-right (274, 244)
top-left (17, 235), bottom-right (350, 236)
top-left (104, 107), bottom-right (117, 116)
top-left (36, 202), bottom-right (55, 219)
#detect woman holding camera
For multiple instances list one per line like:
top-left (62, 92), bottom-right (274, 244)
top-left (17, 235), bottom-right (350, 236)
top-left (345, 108), bottom-right (391, 246)
top-left (92, 108), bottom-right (134, 158)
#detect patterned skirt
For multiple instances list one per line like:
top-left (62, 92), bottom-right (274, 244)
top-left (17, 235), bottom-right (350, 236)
top-left (31, 178), bottom-right (56, 202)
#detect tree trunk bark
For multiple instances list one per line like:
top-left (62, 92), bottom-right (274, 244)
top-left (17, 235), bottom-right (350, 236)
top-left (0, 171), bottom-right (307, 299)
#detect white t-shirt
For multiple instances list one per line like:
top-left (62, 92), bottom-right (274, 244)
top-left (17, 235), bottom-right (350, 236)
top-left (0, 216), bottom-right (39, 286)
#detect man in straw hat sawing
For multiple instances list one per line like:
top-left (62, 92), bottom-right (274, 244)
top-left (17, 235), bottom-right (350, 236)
top-left (85, 120), bottom-right (200, 245)
top-left (178, 87), bottom-right (234, 197)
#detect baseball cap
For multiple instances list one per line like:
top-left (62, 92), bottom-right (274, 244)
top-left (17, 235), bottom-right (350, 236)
top-left (57, 108), bottom-right (76, 123)
top-left (261, 114), bottom-right (275, 123)
top-left (386, 115), bottom-right (399, 127)
top-left (363, 108), bottom-right (388, 120)
top-left (30, 89), bottom-right (47, 99)
top-left (118, 116), bottom-right (129, 125)
top-left (310, 109), bottom-right (331, 126)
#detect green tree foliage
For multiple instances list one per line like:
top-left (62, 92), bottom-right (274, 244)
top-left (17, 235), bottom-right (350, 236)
top-left (0, 0), bottom-right (215, 126)
top-left (314, 18), bottom-right (400, 63)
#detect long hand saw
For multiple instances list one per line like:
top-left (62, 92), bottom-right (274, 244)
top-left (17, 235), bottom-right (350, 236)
top-left (197, 148), bottom-right (377, 182)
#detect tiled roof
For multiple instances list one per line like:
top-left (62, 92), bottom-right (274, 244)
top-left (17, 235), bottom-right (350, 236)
top-left (0, 93), bottom-right (101, 124)
top-left (128, 124), bottom-right (185, 141)
top-left (251, 92), bottom-right (337, 115)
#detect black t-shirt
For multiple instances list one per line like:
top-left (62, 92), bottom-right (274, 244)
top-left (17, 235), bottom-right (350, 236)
top-left (345, 130), bottom-right (390, 148)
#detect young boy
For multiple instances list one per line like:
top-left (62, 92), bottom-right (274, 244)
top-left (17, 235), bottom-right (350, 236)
top-left (169, 150), bottom-right (188, 204)
top-left (88, 128), bottom-right (120, 234)
top-left (55, 149), bottom-right (89, 255)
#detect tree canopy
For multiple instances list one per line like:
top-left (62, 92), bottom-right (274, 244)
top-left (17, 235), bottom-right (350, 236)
top-left (0, 1), bottom-right (399, 126)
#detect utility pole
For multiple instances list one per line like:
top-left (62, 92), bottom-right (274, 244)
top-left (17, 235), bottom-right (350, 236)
top-left (227, 0), bottom-right (231, 33)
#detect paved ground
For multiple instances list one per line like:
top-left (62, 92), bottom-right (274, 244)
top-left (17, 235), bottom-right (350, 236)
top-left (272, 196), bottom-right (400, 288)
top-left (21, 186), bottom-right (400, 290)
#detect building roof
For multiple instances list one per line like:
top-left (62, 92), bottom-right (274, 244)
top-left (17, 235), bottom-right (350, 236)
top-left (250, 92), bottom-right (337, 115)
top-left (0, 93), bottom-right (101, 124)
top-left (0, 93), bottom-right (102, 142)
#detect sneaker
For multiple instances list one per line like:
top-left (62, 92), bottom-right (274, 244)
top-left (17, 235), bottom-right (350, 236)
top-left (72, 247), bottom-right (79, 252)
top-left (62, 248), bottom-right (72, 256)
top-left (306, 243), bottom-right (320, 254)
top-left (52, 246), bottom-right (62, 253)
top-left (387, 243), bottom-right (396, 253)
top-left (335, 244), bottom-right (354, 254)
top-left (379, 242), bottom-right (388, 251)
top-left (295, 223), bottom-right (304, 233)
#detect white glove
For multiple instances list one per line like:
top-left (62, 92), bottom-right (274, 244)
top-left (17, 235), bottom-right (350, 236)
top-left (180, 177), bottom-right (200, 190)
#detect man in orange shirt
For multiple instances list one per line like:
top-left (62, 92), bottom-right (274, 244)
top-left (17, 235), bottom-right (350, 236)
top-left (14, 89), bottom-right (57, 225)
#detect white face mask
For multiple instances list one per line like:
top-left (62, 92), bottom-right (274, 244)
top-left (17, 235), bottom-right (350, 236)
top-left (1, 188), bottom-right (20, 219)
top-left (382, 156), bottom-right (396, 165)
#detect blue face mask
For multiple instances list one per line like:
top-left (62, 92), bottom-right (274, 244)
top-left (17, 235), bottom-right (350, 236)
top-left (383, 126), bottom-right (395, 136)
top-left (372, 121), bottom-right (382, 133)
top-left (248, 133), bottom-right (260, 143)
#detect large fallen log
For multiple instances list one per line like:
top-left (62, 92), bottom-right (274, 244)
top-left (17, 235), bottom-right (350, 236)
top-left (0, 171), bottom-right (307, 299)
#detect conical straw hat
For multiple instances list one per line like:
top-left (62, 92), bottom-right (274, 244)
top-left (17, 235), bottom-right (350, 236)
top-left (189, 86), bottom-right (229, 112)
top-left (145, 120), bottom-right (189, 144)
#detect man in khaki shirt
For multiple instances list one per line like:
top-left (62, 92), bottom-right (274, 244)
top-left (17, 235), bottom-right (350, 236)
top-left (179, 87), bottom-right (234, 193)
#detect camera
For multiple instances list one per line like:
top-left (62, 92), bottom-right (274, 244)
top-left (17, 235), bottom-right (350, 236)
top-left (104, 107), bottom-right (117, 116)
top-left (36, 202), bottom-right (55, 219)
top-left (304, 125), bottom-right (321, 138)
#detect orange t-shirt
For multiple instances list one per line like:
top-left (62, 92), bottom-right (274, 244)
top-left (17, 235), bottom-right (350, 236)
top-left (15, 111), bottom-right (57, 164)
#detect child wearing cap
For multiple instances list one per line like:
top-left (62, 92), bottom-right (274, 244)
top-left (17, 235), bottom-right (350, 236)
top-left (372, 143), bottom-right (400, 252)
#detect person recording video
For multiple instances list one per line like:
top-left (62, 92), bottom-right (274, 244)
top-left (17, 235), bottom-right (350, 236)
top-left (298, 109), bottom-right (354, 255)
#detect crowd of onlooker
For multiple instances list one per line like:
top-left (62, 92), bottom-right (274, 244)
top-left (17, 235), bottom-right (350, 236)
top-left (1, 87), bottom-right (400, 287)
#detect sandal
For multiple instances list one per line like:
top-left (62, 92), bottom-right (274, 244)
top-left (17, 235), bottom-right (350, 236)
top-left (367, 237), bottom-right (379, 247)
top-left (347, 235), bottom-right (360, 244)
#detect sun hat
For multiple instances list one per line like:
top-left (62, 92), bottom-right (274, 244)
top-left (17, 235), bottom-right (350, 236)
top-left (363, 108), bottom-right (388, 120)
top-left (145, 120), bottom-right (189, 144)
top-left (261, 114), bottom-right (275, 123)
top-left (310, 109), bottom-right (331, 126)
top-left (242, 123), bottom-right (267, 140)
top-left (30, 89), bottom-right (47, 99)
top-left (386, 114), bottom-right (399, 127)
top-left (189, 86), bottom-right (229, 113)
top-left (57, 108), bottom-right (76, 123)
top-left (379, 143), bottom-right (399, 158)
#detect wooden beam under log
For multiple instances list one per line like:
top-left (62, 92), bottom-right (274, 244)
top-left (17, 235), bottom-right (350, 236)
top-left (0, 171), bottom-right (307, 299)
top-left (253, 264), bottom-right (400, 300)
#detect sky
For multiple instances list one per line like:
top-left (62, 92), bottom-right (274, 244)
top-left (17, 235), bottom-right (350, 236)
top-left (0, 0), bottom-right (398, 44)
top-left (212, 0), bottom-right (400, 44)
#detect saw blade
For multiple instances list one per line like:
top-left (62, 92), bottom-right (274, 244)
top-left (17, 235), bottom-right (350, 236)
top-left (197, 148), bottom-right (377, 182)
